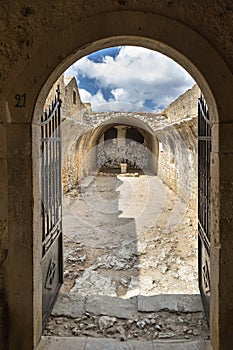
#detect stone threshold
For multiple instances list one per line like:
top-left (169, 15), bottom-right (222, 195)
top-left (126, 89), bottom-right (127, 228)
top-left (38, 336), bottom-right (211, 350)
top-left (45, 294), bottom-right (209, 342)
top-left (51, 294), bottom-right (204, 319)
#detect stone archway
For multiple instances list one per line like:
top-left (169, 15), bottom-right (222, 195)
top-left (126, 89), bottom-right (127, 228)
top-left (31, 24), bottom-right (226, 350)
top-left (1, 5), bottom-right (232, 350)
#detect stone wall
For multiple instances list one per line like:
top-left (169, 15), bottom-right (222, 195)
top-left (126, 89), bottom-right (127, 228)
top-left (97, 140), bottom-right (150, 170)
top-left (58, 82), bottom-right (198, 205)
top-left (62, 132), bottom-right (90, 193)
top-left (45, 77), bottom-right (198, 204)
top-left (44, 75), bottom-right (91, 192)
top-left (156, 118), bottom-right (197, 207)
top-left (162, 84), bottom-right (200, 122)
top-left (0, 3), bottom-right (232, 348)
top-left (45, 74), bottom-right (87, 121)
top-left (155, 85), bottom-right (198, 208)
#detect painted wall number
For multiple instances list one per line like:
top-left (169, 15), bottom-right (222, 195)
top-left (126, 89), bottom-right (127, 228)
top-left (14, 93), bottom-right (26, 108)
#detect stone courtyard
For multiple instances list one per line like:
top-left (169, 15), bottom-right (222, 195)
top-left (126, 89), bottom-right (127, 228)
top-left (44, 171), bottom-right (209, 343)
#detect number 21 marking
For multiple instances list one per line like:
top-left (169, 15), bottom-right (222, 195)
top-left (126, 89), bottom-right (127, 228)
top-left (14, 93), bottom-right (26, 108)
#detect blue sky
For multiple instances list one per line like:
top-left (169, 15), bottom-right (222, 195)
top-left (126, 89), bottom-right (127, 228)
top-left (65, 46), bottom-right (195, 112)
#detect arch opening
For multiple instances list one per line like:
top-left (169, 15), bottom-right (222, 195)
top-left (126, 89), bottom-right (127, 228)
top-left (38, 44), bottom-right (210, 343)
top-left (29, 11), bottom-right (229, 345)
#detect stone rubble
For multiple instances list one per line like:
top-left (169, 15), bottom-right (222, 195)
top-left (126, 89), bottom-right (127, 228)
top-left (97, 140), bottom-right (149, 169)
top-left (44, 294), bottom-right (209, 341)
top-left (44, 173), bottom-right (209, 341)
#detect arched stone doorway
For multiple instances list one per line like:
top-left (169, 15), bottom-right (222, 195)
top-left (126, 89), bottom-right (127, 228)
top-left (1, 6), bottom-right (232, 350)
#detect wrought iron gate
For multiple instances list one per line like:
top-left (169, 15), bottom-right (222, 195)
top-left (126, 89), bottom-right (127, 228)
top-left (198, 94), bottom-right (211, 325)
top-left (41, 86), bottom-right (63, 328)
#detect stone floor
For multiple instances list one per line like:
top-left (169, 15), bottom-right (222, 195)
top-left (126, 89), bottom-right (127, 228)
top-left (44, 171), bottom-right (209, 344)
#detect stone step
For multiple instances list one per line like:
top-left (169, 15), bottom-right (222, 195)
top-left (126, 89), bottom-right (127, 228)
top-left (51, 293), bottom-right (203, 319)
top-left (38, 336), bottom-right (212, 350)
top-left (138, 294), bottom-right (203, 313)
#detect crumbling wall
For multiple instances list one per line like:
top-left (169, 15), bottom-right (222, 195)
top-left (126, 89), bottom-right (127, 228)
top-left (156, 86), bottom-right (198, 208)
top-left (44, 75), bottom-right (92, 192)
top-left (97, 140), bottom-right (150, 169)
top-left (162, 84), bottom-right (200, 122)
top-left (59, 81), bottom-right (199, 200)
top-left (62, 133), bottom-right (90, 192)
top-left (47, 78), bottom-right (198, 204)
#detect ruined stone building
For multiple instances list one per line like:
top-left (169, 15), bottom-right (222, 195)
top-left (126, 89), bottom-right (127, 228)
top-left (49, 74), bottom-right (198, 208)
top-left (0, 2), bottom-right (233, 350)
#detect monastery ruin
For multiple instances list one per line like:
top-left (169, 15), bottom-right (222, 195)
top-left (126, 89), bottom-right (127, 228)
top-left (40, 75), bottom-right (208, 343)
top-left (1, 2), bottom-right (233, 349)
top-left (48, 75), bottom-right (199, 207)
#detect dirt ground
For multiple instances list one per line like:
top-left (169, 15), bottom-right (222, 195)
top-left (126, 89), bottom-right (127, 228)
top-left (61, 171), bottom-right (199, 297)
top-left (44, 171), bottom-right (210, 341)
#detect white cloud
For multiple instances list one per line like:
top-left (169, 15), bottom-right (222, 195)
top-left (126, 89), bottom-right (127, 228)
top-left (111, 88), bottom-right (125, 100)
top-left (79, 89), bottom-right (108, 111)
top-left (65, 46), bottom-right (195, 112)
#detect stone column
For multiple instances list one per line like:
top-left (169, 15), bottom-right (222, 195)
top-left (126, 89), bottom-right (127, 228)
top-left (6, 121), bottom-right (34, 350)
top-left (0, 104), bottom-right (8, 349)
top-left (211, 121), bottom-right (233, 350)
top-left (117, 126), bottom-right (127, 147)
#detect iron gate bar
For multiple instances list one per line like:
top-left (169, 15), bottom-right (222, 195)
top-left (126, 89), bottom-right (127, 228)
top-left (41, 86), bottom-right (63, 328)
top-left (198, 222), bottom-right (210, 255)
top-left (198, 94), bottom-right (211, 326)
top-left (41, 89), bottom-right (62, 256)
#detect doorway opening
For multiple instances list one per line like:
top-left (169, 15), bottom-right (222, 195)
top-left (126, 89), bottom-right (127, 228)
top-left (40, 46), bottom-right (210, 343)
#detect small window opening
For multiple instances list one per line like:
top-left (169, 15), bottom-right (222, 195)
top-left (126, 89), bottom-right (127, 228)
top-left (104, 127), bottom-right (117, 143)
top-left (126, 127), bottom-right (144, 144)
top-left (73, 90), bottom-right (76, 104)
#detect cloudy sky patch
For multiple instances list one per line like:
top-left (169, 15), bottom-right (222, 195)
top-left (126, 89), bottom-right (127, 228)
top-left (65, 46), bottom-right (195, 112)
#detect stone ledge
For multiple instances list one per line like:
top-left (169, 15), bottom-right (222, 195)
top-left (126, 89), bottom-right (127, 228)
top-left (38, 336), bottom-right (211, 350)
top-left (138, 294), bottom-right (203, 313)
top-left (86, 295), bottom-right (138, 319)
top-left (51, 294), bottom-right (85, 318)
top-left (51, 294), bottom-right (203, 319)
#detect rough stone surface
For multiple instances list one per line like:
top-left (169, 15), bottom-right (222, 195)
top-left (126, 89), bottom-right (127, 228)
top-left (38, 336), bottom-right (211, 350)
top-left (1, 2), bottom-right (233, 349)
top-left (138, 295), bottom-right (203, 313)
top-left (61, 174), bottom-right (198, 297)
top-left (45, 293), bottom-right (209, 341)
top-left (60, 82), bottom-right (198, 210)
top-left (97, 139), bottom-right (150, 170)
top-left (98, 316), bottom-right (117, 331)
top-left (70, 269), bottom-right (117, 296)
top-left (162, 85), bottom-right (200, 122)
top-left (51, 294), bottom-right (85, 318)
top-left (85, 337), bottom-right (154, 350)
top-left (37, 336), bottom-right (87, 350)
top-left (86, 295), bottom-right (138, 319)
top-left (44, 172), bottom-right (208, 342)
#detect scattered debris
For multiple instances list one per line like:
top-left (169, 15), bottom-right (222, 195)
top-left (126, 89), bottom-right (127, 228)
top-left (44, 174), bottom-right (207, 341)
